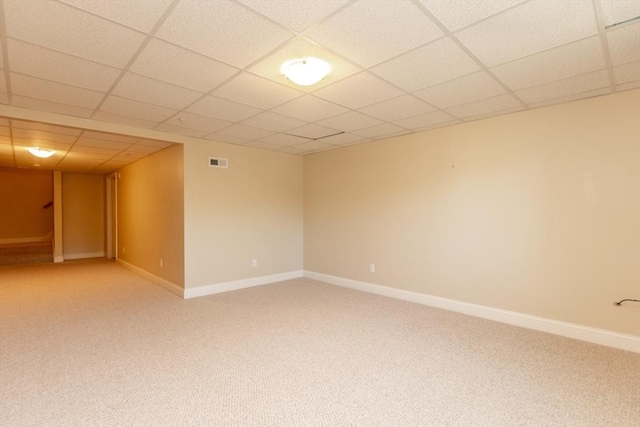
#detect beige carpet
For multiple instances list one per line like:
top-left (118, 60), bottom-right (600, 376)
top-left (1, 260), bottom-right (638, 426)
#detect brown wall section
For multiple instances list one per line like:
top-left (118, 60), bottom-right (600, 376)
top-left (117, 144), bottom-right (185, 287)
top-left (0, 167), bottom-right (53, 240)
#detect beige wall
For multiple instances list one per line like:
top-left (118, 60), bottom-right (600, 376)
top-left (62, 173), bottom-right (104, 259)
top-left (0, 167), bottom-right (53, 240)
top-left (304, 90), bottom-right (640, 336)
top-left (118, 144), bottom-right (185, 287)
top-left (183, 139), bottom-right (303, 288)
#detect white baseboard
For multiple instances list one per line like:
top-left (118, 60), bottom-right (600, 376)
top-left (304, 271), bottom-right (640, 354)
top-left (53, 256), bottom-right (64, 263)
top-left (117, 259), bottom-right (184, 298)
top-left (184, 270), bottom-right (304, 299)
top-left (64, 251), bottom-right (105, 260)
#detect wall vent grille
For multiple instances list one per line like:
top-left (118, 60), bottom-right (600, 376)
top-left (209, 158), bottom-right (228, 168)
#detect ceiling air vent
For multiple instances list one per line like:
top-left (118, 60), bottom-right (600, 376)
top-left (209, 157), bottom-right (228, 168)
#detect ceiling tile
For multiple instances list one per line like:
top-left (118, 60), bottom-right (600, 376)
top-left (613, 61), bottom-right (640, 84)
top-left (307, 0), bottom-right (442, 67)
top-left (516, 70), bottom-right (611, 105)
top-left (204, 133), bottom-right (251, 145)
top-left (279, 145), bottom-right (311, 155)
top-left (393, 110), bottom-right (457, 130)
top-left (359, 95), bottom-right (436, 122)
top-left (287, 123), bottom-right (339, 139)
top-left (58, 0), bottom-right (172, 33)
top-left (112, 73), bottom-right (203, 110)
top-left (217, 124), bottom-right (275, 140)
top-left (616, 81), bottom-right (640, 91)
top-left (156, 0), bottom-right (293, 68)
top-left (130, 39), bottom-right (239, 93)
top-left (12, 138), bottom-right (72, 152)
top-left (98, 96), bottom-right (177, 123)
top-left (413, 71), bottom-right (506, 109)
top-left (353, 123), bottom-right (409, 139)
top-left (70, 145), bottom-right (122, 156)
top-left (370, 37), bottom-right (481, 92)
top-left (237, 0), bottom-right (350, 32)
top-left (460, 106), bottom-right (525, 123)
top-left (291, 140), bottom-right (333, 151)
top-left (161, 112), bottom-right (232, 134)
top-left (135, 139), bottom-right (173, 148)
top-left (607, 22), bottom-right (640, 66)
top-left (7, 40), bottom-right (120, 92)
top-left (213, 72), bottom-right (303, 109)
top-left (82, 131), bottom-right (137, 144)
top-left (75, 137), bottom-right (132, 151)
top-left (92, 111), bottom-right (158, 129)
top-left (490, 36), bottom-right (606, 90)
top-left (244, 140), bottom-right (282, 151)
top-left (258, 133), bottom-right (309, 147)
top-left (11, 74), bottom-right (104, 109)
top-left (445, 93), bottom-right (522, 118)
top-left (3, 0), bottom-right (146, 68)
top-left (317, 111), bottom-right (382, 132)
top-left (420, 0), bottom-right (526, 32)
top-left (186, 95), bottom-right (262, 122)
top-left (316, 132), bottom-right (367, 146)
top-left (0, 72), bottom-right (6, 93)
top-left (11, 95), bottom-right (94, 118)
top-left (11, 120), bottom-right (82, 136)
top-left (0, 126), bottom-right (9, 137)
top-left (240, 111), bottom-right (306, 132)
top-left (11, 128), bottom-right (78, 144)
top-left (600, 0), bottom-right (640, 27)
top-left (153, 123), bottom-right (208, 138)
top-left (125, 144), bottom-right (166, 154)
top-left (0, 118), bottom-right (9, 127)
top-left (313, 72), bottom-right (404, 109)
top-left (456, 0), bottom-right (599, 67)
top-left (248, 37), bottom-right (361, 91)
top-left (0, 43), bottom-right (4, 69)
top-left (528, 87), bottom-right (612, 109)
top-left (271, 95), bottom-right (348, 121)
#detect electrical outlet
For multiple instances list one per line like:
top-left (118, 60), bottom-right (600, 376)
top-left (252, 258), bottom-right (258, 267)
top-left (370, 263), bottom-right (375, 273)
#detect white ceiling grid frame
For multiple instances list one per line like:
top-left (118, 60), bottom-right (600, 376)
top-left (11, 73), bottom-right (104, 109)
top-left (599, 0), bottom-right (640, 27)
top-left (419, 0), bottom-right (527, 32)
top-left (490, 36), bottom-right (607, 91)
top-left (128, 39), bottom-right (240, 93)
top-left (6, 39), bottom-right (121, 92)
top-left (412, 71), bottom-right (507, 109)
top-left (306, 0), bottom-right (444, 67)
top-left (370, 37), bottom-right (483, 92)
top-left (236, 0), bottom-right (351, 33)
top-left (3, 0), bottom-right (147, 68)
top-left (515, 69), bottom-right (611, 105)
top-left (312, 72), bottom-right (404, 109)
top-left (454, 0), bottom-right (600, 67)
top-left (155, 0), bottom-right (293, 69)
top-left (359, 95), bottom-right (436, 122)
top-left (111, 72), bottom-right (204, 110)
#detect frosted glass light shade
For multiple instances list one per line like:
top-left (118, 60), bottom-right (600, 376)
top-left (28, 148), bottom-right (55, 158)
top-left (281, 57), bottom-right (331, 86)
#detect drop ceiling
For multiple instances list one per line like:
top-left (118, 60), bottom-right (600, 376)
top-left (0, 0), bottom-right (638, 173)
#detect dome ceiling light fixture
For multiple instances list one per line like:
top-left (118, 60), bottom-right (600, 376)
top-left (27, 147), bottom-right (56, 158)
top-left (281, 57), bottom-right (331, 86)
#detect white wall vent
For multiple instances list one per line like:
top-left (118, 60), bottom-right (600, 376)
top-left (209, 157), bottom-right (228, 168)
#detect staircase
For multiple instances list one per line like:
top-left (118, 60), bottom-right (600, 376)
top-left (0, 241), bottom-right (53, 266)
